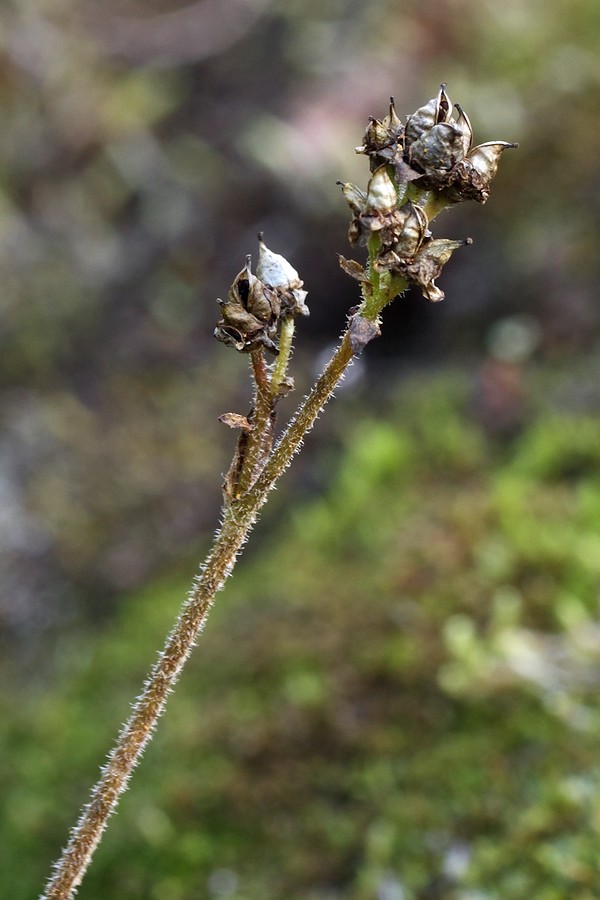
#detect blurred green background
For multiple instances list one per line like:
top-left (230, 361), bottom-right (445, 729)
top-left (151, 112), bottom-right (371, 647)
top-left (2, 0), bottom-right (600, 897)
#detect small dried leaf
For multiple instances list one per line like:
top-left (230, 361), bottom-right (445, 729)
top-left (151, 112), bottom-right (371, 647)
top-left (273, 376), bottom-right (295, 398)
top-left (349, 314), bottom-right (381, 355)
top-left (338, 255), bottom-right (370, 283)
top-left (393, 158), bottom-right (423, 184)
top-left (218, 413), bottom-right (254, 432)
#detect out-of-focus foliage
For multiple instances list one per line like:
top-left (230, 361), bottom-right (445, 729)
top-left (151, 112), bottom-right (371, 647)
top-left (3, 369), bottom-right (600, 899)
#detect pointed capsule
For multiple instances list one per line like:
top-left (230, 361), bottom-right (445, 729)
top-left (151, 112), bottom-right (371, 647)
top-left (467, 141), bottom-right (518, 181)
top-left (365, 165), bottom-right (397, 215)
top-left (257, 235), bottom-right (302, 289)
top-left (405, 83), bottom-right (453, 146)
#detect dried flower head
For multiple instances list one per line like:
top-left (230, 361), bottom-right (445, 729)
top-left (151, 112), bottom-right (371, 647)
top-left (215, 237), bottom-right (309, 355)
top-left (358, 83), bottom-right (517, 202)
top-left (342, 83), bottom-right (516, 302)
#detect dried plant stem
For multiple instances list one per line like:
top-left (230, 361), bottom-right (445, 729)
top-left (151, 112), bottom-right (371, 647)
top-left (233, 348), bottom-right (275, 497)
top-left (41, 327), bottom-right (356, 900)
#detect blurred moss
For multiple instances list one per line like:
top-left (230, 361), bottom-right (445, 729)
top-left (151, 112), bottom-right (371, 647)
top-left (3, 370), bottom-right (600, 898)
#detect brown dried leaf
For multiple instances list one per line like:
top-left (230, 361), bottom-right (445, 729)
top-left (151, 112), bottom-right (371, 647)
top-left (218, 413), bottom-right (254, 432)
top-left (338, 255), bottom-right (370, 283)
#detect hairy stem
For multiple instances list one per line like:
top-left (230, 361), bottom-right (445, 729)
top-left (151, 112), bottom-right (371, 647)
top-left (41, 504), bottom-right (254, 900)
top-left (41, 319), bottom-right (359, 900)
top-left (270, 316), bottom-right (295, 392)
top-left (233, 349), bottom-right (275, 497)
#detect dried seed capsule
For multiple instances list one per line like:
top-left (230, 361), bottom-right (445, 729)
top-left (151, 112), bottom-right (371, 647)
top-left (357, 98), bottom-right (404, 155)
top-left (405, 83), bottom-right (452, 147)
top-left (365, 165), bottom-right (397, 215)
top-left (257, 235), bottom-right (302, 289)
top-left (215, 254), bottom-right (281, 355)
top-left (408, 122), bottom-right (465, 176)
top-left (444, 140), bottom-right (518, 204)
top-left (257, 235), bottom-right (309, 319)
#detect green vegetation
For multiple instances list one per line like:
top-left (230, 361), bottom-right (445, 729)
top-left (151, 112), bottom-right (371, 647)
top-left (4, 369), bottom-right (600, 899)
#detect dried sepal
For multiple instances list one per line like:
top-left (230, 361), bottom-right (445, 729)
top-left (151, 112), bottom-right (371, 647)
top-left (467, 141), bottom-right (518, 182)
top-left (443, 141), bottom-right (518, 204)
top-left (402, 237), bottom-right (473, 302)
top-left (394, 201), bottom-right (428, 257)
top-left (381, 97), bottom-right (403, 142)
top-left (453, 103), bottom-right (474, 156)
top-left (281, 288), bottom-right (309, 318)
top-left (337, 180), bottom-right (368, 215)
